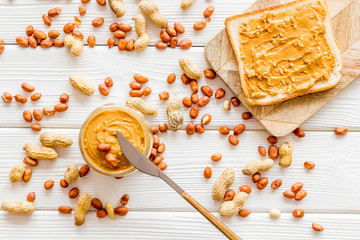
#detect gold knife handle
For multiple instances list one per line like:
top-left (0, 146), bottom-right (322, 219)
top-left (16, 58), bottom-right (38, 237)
top-left (181, 192), bottom-right (241, 240)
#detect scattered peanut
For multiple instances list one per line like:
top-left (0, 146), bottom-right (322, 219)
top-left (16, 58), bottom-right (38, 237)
top-left (203, 167), bottom-right (212, 179)
top-left (258, 146), bottom-right (266, 157)
top-left (170, 37), bottom-right (178, 48)
top-left (139, 0), bottom-right (168, 28)
top-left (166, 94), bottom-right (184, 131)
top-left (40, 132), bottom-right (73, 148)
top-left (23, 111), bottom-right (32, 123)
top-left (88, 35), bottom-right (96, 48)
top-left (79, 5), bottom-right (87, 16)
top-left (215, 89), bottom-right (225, 99)
top-left (59, 206), bottom-right (72, 214)
top-left (252, 173), bottom-right (261, 183)
top-left (54, 104), bottom-right (68, 112)
top-left (31, 124), bottom-right (42, 132)
top-left (212, 168), bottom-right (235, 201)
top-left (22, 167), bottom-right (32, 182)
top-left (9, 165), bottom-right (25, 183)
top-left (224, 189), bottom-right (235, 201)
top-left (211, 153), bottom-right (222, 162)
top-left (242, 112), bottom-right (252, 120)
top-left (295, 189), bottom-right (307, 201)
top-left (121, 194), bottom-right (130, 206)
top-left (44, 180), bottom-right (54, 190)
top-left (159, 91), bottom-right (169, 100)
top-left (179, 57), bottom-right (202, 80)
top-left (132, 14), bottom-right (151, 51)
top-left (23, 157), bottom-right (38, 167)
top-left (190, 80), bottom-right (198, 93)
top-left (269, 209), bottom-right (281, 218)
top-left (198, 96), bottom-right (210, 107)
top-left (174, 23), bottom-right (185, 34)
top-left (293, 128), bottom-right (305, 138)
top-left (69, 188), bottom-right (80, 199)
top-left (239, 185), bottom-right (251, 194)
top-left (23, 143), bottom-right (58, 160)
top-left (181, 0), bottom-right (194, 9)
top-left (304, 161), bottom-right (315, 169)
top-left (271, 179), bottom-right (282, 189)
top-left (114, 206), bottom-right (128, 216)
top-left (268, 145), bottom-right (279, 159)
top-left (126, 97), bottom-right (158, 116)
top-left (74, 193), bottom-right (91, 226)
top-left (242, 158), bottom-right (274, 175)
top-left (219, 126), bottom-right (230, 135)
top-left (189, 106), bottom-right (199, 119)
top-left (193, 20), bottom-right (206, 31)
top-left (186, 122), bottom-right (195, 135)
top-left (63, 35), bottom-right (84, 56)
top-left (291, 182), bottom-right (303, 192)
top-left (1, 200), bottom-right (35, 214)
top-left (257, 177), bottom-right (268, 190)
top-left (60, 179), bottom-right (68, 188)
top-left (14, 94), bottom-right (27, 103)
top-left (99, 84), bottom-right (110, 96)
top-left (91, 198), bottom-right (103, 210)
top-left (279, 142), bottom-right (293, 167)
top-left (219, 192), bottom-right (248, 217)
top-left (79, 164), bottom-right (90, 177)
top-left (2, 92), bottom-right (12, 103)
top-left (335, 127), bottom-right (348, 135)
top-left (64, 164), bottom-right (79, 184)
top-left (31, 93), bottom-right (41, 101)
top-left (109, 0), bottom-right (125, 17)
top-left (283, 191), bottom-right (295, 199)
top-left (69, 75), bottom-right (95, 96)
top-left (312, 223), bottom-right (324, 231)
top-left (27, 192), bottom-right (35, 202)
top-left (16, 36), bottom-right (29, 47)
top-left (292, 209), bottom-right (304, 218)
top-left (203, 5), bottom-right (215, 18)
top-left (239, 209), bottom-right (251, 217)
top-left (228, 135), bottom-right (239, 146)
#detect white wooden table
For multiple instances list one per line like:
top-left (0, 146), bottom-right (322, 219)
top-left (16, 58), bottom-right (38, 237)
top-left (1, 0), bottom-right (360, 239)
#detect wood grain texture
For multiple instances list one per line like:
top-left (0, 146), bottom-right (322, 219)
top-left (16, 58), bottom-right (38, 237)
top-left (1, 211), bottom-right (360, 239)
top-left (1, 128), bottom-right (360, 213)
top-left (205, 0), bottom-right (360, 137)
top-left (0, 46), bottom-right (360, 130)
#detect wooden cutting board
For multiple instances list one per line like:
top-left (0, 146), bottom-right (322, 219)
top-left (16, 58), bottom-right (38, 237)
top-left (204, 0), bottom-right (360, 137)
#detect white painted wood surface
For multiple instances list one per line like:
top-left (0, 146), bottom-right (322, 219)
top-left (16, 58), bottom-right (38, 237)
top-left (0, 0), bottom-right (359, 239)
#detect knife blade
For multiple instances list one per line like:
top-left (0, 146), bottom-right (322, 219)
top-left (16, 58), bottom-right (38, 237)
top-left (116, 130), bottom-right (241, 240)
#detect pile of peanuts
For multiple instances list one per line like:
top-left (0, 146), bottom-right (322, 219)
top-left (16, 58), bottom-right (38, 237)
top-left (1, 76), bottom-right (113, 131)
top-left (203, 129), bottom-right (350, 232)
top-left (3, 0), bottom-right (351, 233)
top-left (13, 1), bottom-right (216, 53)
top-left (150, 124), bottom-right (168, 171)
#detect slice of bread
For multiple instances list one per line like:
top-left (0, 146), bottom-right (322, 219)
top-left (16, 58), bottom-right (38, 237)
top-left (225, 0), bottom-right (342, 106)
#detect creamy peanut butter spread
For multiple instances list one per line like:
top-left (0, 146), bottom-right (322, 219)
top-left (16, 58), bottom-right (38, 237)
top-left (239, 1), bottom-right (336, 98)
top-left (82, 109), bottom-right (146, 172)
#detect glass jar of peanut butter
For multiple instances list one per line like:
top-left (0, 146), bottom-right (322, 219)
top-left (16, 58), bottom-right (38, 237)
top-left (79, 104), bottom-right (153, 177)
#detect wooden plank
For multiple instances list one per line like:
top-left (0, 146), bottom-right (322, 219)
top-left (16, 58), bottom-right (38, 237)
top-left (205, 0), bottom-right (360, 137)
top-left (0, 211), bottom-right (359, 239)
top-left (0, 0), bottom-right (253, 46)
top-left (1, 128), bottom-right (360, 212)
top-left (0, 46), bottom-right (359, 130)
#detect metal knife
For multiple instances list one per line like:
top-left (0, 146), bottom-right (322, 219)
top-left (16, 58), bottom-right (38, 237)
top-left (116, 131), bottom-right (241, 240)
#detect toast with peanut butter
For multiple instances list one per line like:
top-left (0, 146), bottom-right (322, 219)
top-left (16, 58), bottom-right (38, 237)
top-left (225, 0), bottom-right (342, 106)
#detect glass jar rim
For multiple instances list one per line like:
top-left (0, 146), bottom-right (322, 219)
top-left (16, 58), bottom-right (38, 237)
top-left (78, 104), bottom-right (153, 177)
